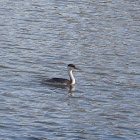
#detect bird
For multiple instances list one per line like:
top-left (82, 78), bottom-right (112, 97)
top-left (44, 64), bottom-right (80, 86)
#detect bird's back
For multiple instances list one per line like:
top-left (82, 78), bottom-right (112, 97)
top-left (45, 78), bottom-right (71, 85)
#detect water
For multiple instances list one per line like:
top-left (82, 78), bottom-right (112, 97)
top-left (0, 0), bottom-right (140, 139)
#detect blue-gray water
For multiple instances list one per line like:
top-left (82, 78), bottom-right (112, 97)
top-left (0, 0), bottom-right (140, 139)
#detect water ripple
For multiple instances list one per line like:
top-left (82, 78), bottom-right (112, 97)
top-left (0, 0), bottom-right (140, 139)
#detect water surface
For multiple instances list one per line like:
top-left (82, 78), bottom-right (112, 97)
top-left (0, 0), bottom-right (140, 139)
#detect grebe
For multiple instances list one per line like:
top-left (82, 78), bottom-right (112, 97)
top-left (45, 64), bottom-right (80, 86)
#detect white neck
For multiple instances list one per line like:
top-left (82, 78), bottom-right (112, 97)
top-left (68, 69), bottom-right (75, 85)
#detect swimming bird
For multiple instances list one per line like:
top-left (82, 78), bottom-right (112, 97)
top-left (45, 64), bottom-right (80, 86)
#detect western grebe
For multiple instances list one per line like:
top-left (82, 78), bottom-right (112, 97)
top-left (45, 64), bottom-right (80, 86)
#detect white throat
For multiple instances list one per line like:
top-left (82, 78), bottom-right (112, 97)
top-left (68, 69), bottom-right (75, 85)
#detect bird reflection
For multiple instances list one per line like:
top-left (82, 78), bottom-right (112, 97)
top-left (68, 85), bottom-right (75, 96)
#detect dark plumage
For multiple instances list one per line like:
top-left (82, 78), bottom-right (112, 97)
top-left (68, 64), bottom-right (75, 68)
top-left (45, 78), bottom-right (71, 85)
